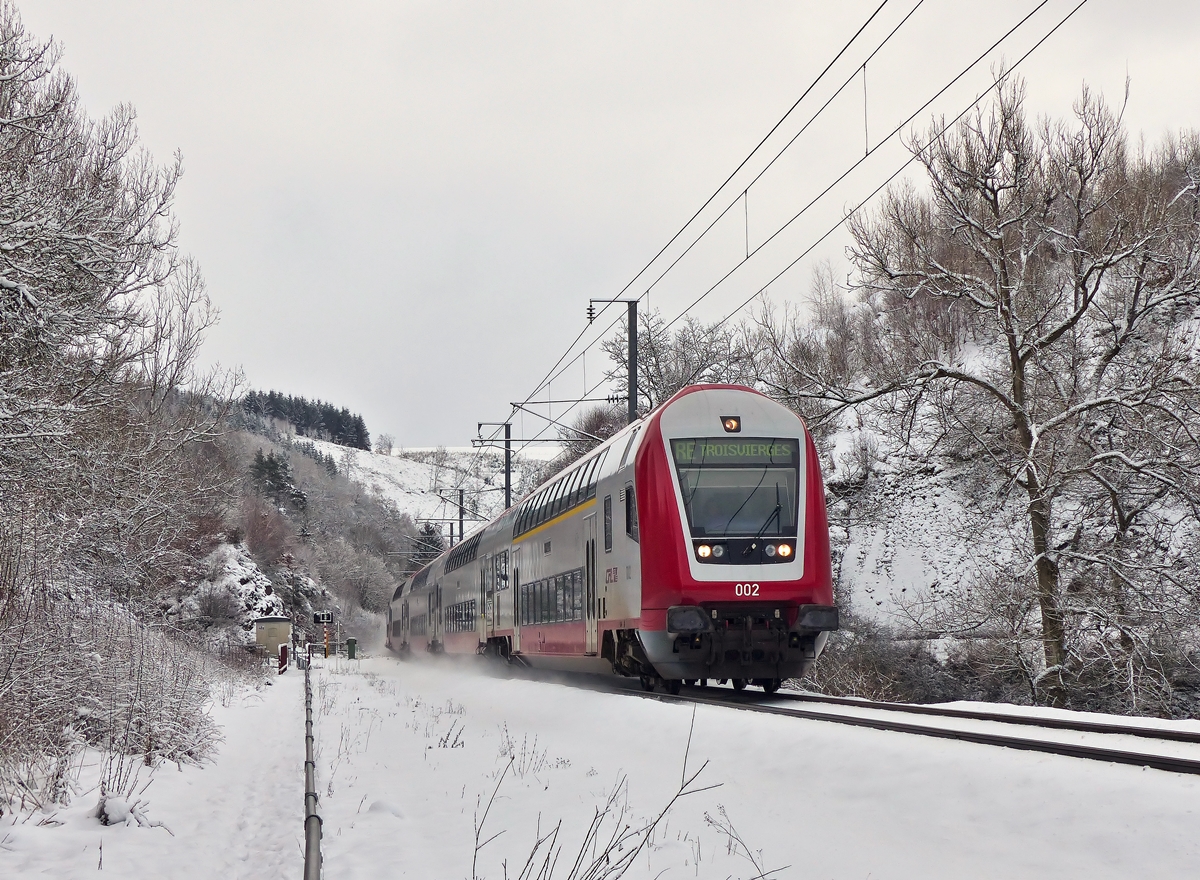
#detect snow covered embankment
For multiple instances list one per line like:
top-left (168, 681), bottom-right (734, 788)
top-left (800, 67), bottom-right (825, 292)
top-left (0, 676), bottom-right (304, 879)
top-left (311, 654), bottom-right (1200, 879)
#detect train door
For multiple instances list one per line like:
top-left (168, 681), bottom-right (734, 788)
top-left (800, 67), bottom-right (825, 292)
top-left (512, 548), bottom-right (521, 652)
top-left (584, 514), bottom-right (598, 654)
top-left (430, 584), bottom-right (442, 645)
top-left (479, 556), bottom-right (490, 643)
top-left (493, 551), bottom-right (506, 632)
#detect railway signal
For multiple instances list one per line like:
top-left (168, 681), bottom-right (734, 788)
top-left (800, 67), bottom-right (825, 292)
top-left (314, 611), bottom-right (332, 658)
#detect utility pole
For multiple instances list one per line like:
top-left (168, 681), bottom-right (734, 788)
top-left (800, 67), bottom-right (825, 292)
top-left (588, 298), bottom-right (638, 424)
top-left (477, 421), bottom-right (512, 510)
top-left (458, 487), bottom-right (464, 544)
top-left (627, 300), bottom-right (637, 425)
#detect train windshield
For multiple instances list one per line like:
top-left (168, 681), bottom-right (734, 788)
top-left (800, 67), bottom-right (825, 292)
top-left (671, 437), bottom-right (799, 538)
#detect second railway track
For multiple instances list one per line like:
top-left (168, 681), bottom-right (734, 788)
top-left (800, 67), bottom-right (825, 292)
top-left (609, 680), bottom-right (1200, 776)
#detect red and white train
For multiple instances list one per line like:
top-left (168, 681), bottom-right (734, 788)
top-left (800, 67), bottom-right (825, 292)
top-left (385, 384), bottom-right (838, 693)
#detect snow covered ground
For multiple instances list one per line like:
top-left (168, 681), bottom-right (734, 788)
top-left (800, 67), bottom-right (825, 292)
top-left (0, 675), bottom-right (304, 879)
top-left (310, 648), bottom-right (1200, 880)
top-left (6, 646), bottom-right (1199, 878)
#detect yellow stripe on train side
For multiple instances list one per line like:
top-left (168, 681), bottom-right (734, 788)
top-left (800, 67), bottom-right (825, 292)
top-left (516, 497), bottom-right (597, 543)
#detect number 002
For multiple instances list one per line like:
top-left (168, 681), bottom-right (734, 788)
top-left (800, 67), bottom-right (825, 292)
top-left (734, 583), bottom-right (760, 597)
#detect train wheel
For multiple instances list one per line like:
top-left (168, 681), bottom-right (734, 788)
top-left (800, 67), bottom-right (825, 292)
top-left (666, 679), bottom-right (681, 695)
top-left (762, 678), bottom-right (781, 694)
top-left (683, 679), bottom-right (695, 686)
top-left (640, 675), bottom-right (655, 692)
top-left (732, 678), bottom-right (746, 691)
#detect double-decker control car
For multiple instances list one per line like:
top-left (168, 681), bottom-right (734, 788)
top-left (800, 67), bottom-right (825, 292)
top-left (386, 384), bottom-right (838, 693)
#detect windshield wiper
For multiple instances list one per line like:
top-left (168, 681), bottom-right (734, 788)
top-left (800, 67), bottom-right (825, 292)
top-left (742, 502), bottom-right (781, 556)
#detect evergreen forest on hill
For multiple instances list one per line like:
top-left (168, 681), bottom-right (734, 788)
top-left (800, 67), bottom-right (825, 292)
top-left (242, 390), bottom-right (371, 450)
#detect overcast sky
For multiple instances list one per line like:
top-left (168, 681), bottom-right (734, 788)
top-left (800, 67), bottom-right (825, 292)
top-left (17, 0), bottom-right (1200, 446)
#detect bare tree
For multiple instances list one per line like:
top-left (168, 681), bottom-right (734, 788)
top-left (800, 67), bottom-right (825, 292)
top-left (600, 309), bottom-right (754, 414)
top-left (0, 2), bottom-right (245, 808)
top-left (845, 77), bottom-right (1200, 704)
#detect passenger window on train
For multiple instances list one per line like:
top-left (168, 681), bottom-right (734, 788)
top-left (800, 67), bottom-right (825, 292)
top-left (619, 427), bottom-right (640, 469)
top-left (625, 483), bottom-right (639, 542)
top-left (589, 450), bottom-right (607, 498)
top-left (582, 457), bottom-right (598, 498)
top-left (603, 496), bottom-right (613, 552)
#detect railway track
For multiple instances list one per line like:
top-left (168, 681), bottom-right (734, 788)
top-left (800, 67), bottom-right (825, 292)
top-left (613, 680), bottom-right (1200, 776)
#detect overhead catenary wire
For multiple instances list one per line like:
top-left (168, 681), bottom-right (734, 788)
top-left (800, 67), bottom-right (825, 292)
top-left (511, 0), bottom-right (1091, 454)
top-left (513, 1), bottom-right (1040, 436)
top-left (659, 0), bottom-right (1078, 338)
top-left (503, 0), bottom-right (932, 435)
top-left (665, 0), bottom-right (1093, 348)
top-left (504, 0), bottom-right (899, 421)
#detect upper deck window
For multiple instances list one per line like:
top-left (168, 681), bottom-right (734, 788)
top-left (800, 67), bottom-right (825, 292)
top-left (671, 437), bottom-right (799, 539)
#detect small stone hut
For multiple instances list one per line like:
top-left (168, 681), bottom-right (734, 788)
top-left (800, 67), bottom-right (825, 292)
top-left (253, 616), bottom-right (292, 654)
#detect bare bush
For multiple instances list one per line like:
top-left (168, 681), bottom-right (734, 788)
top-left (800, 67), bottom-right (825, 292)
top-left (0, 572), bottom-right (228, 814)
top-left (0, 3), bottom-right (248, 807)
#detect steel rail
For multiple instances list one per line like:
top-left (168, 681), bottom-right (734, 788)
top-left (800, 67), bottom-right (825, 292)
top-left (304, 661), bottom-right (322, 880)
top-left (627, 687), bottom-right (1200, 776)
top-left (769, 690), bottom-right (1200, 744)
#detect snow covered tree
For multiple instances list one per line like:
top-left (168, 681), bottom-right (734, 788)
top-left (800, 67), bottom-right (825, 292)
top-left (845, 78), bottom-right (1200, 705)
top-left (600, 309), bottom-right (753, 414)
top-left (0, 2), bottom-right (239, 806)
top-left (411, 521), bottom-right (445, 568)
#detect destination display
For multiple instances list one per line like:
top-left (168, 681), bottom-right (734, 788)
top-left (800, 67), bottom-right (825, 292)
top-left (671, 437), bottom-right (797, 467)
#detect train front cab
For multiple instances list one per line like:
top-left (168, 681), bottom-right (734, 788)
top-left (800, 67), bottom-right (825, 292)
top-left (629, 385), bottom-right (838, 688)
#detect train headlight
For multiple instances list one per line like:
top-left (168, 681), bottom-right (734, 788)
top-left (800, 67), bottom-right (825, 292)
top-left (777, 543), bottom-right (793, 558)
top-left (712, 544), bottom-right (725, 558)
top-left (721, 416), bottom-right (741, 433)
top-left (764, 544), bottom-right (777, 558)
top-left (697, 544), bottom-right (712, 559)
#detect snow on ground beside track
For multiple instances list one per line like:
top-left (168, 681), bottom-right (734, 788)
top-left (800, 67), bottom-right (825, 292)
top-left (0, 675), bottom-right (303, 880)
top-left (313, 652), bottom-right (1200, 880)
top-left (8, 650), bottom-right (1198, 879)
